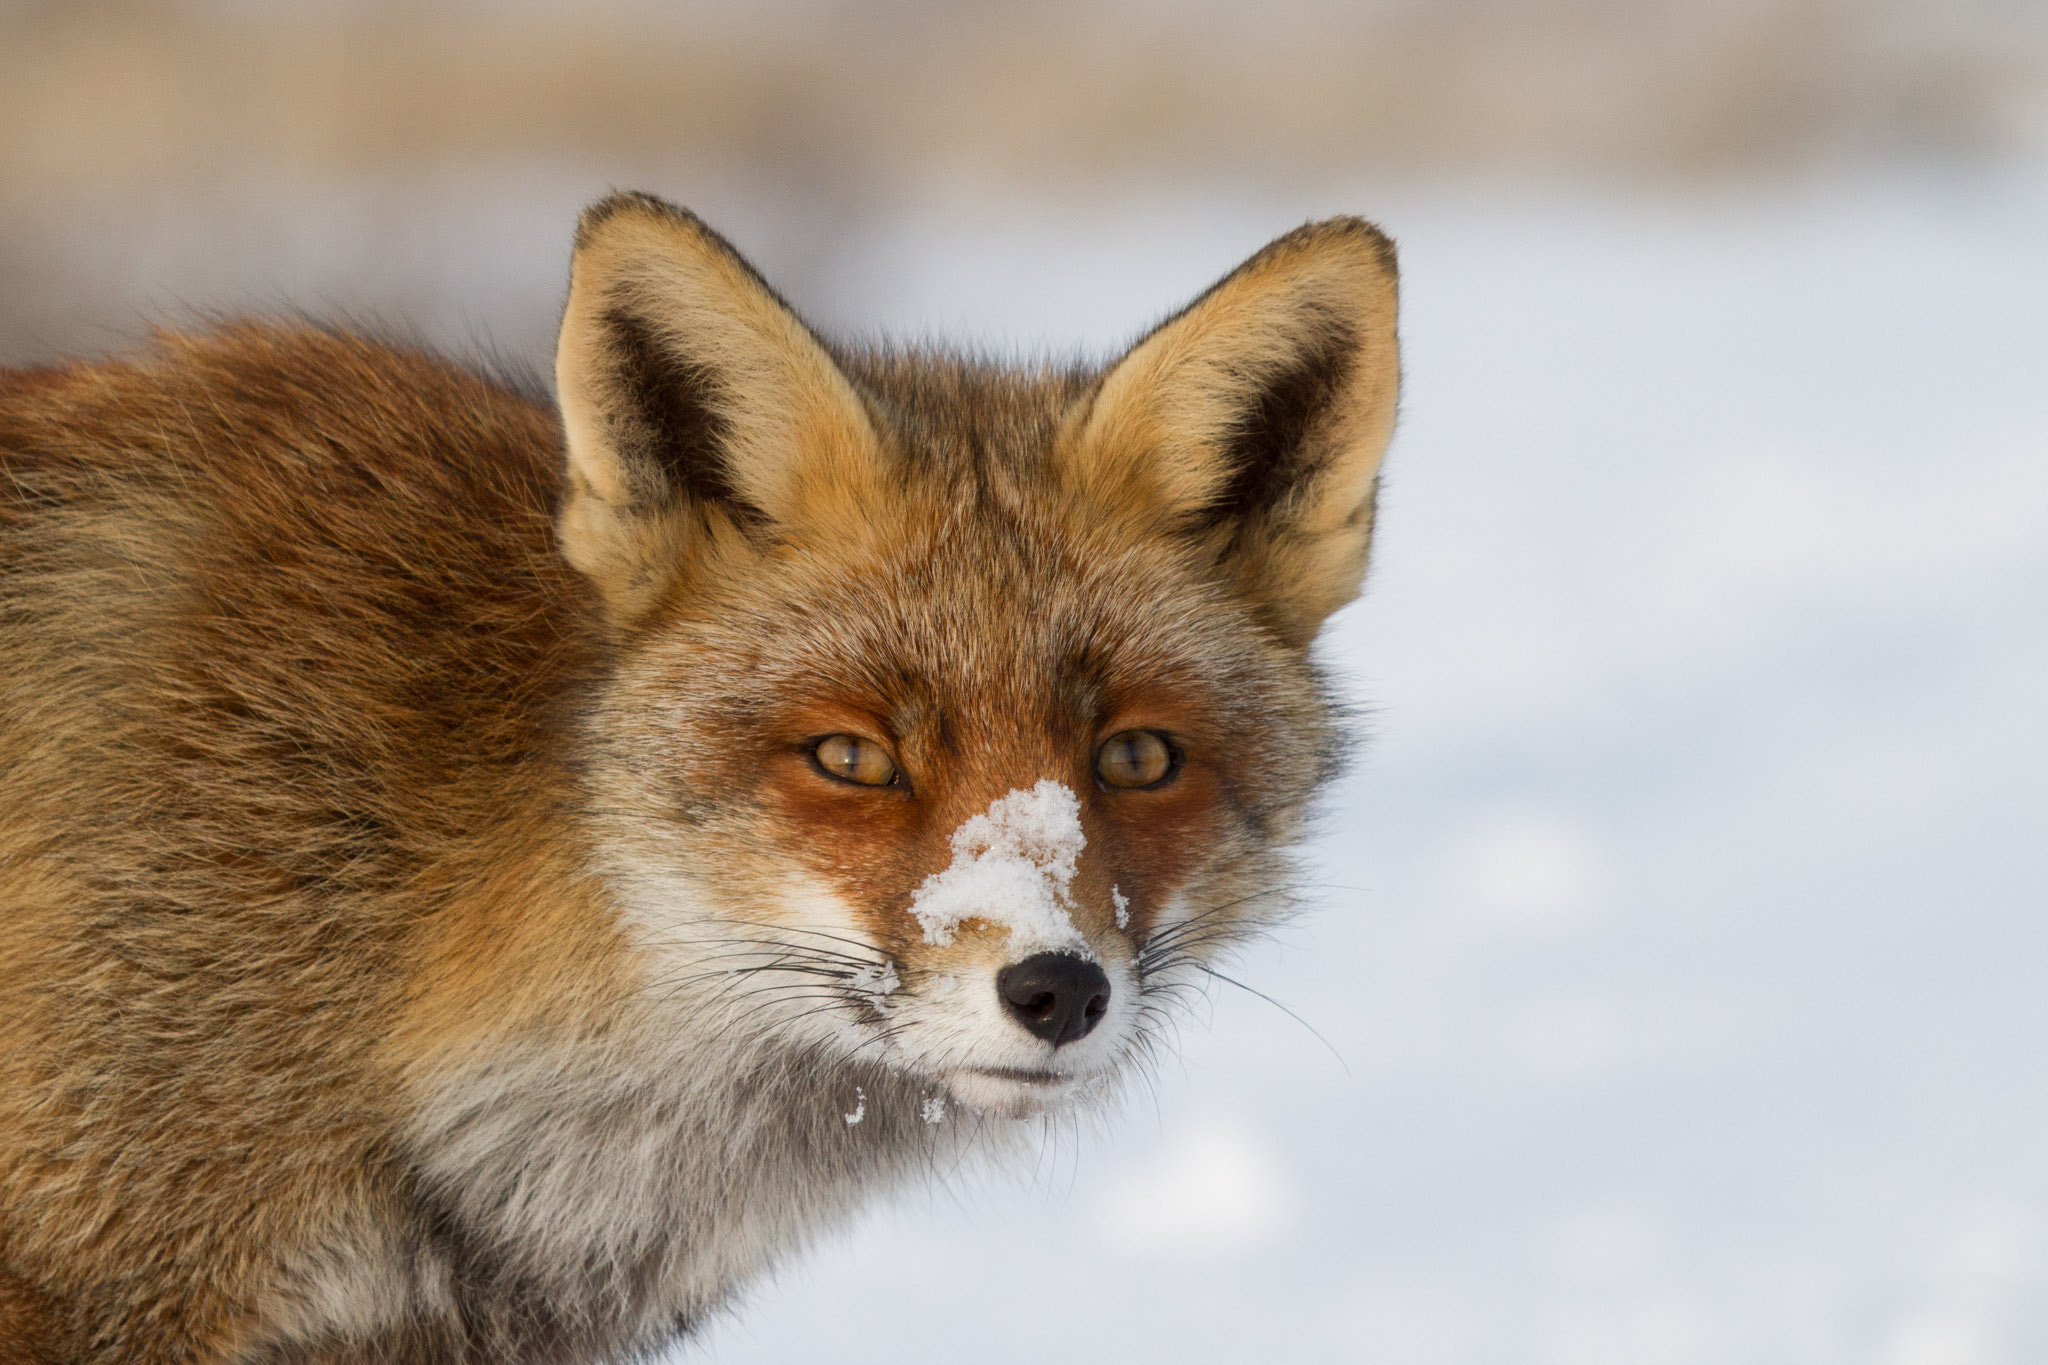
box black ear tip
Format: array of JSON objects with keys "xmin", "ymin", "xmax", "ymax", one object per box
[{"xmin": 574, "ymin": 191, "xmax": 709, "ymax": 251}]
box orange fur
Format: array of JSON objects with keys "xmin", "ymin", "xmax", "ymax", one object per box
[{"xmin": 0, "ymin": 195, "xmax": 1399, "ymax": 1362}]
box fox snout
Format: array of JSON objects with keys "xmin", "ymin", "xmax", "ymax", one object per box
[{"xmin": 997, "ymin": 952, "xmax": 1111, "ymax": 1047}]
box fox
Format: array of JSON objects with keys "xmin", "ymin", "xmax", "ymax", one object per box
[{"xmin": 0, "ymin": 191, "xmax": 1400, "ymax": 1363}]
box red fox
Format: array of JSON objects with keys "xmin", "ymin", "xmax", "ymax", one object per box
[{"xmin": 0, "ymin": 192, "xmax": 1400, "ymax": 1362}]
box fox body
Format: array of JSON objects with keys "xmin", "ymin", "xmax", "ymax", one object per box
[{"xmin": 0, "ymin": 195, "xmax": 1400, "ymax": 1363}]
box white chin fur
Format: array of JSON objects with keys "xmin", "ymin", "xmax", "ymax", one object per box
[{"xmin": 941, "ymin": 1067, "xmax": 1099, "ymax": 1120}]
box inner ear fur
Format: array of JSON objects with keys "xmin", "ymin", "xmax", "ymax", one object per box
[
  {"xmin": 555, "ymin": 191, "xmax": 884, "ymax": 623},
  {"xmin": 1055, "ymin": 218, "xmax": 1401, "ymax": 648}
]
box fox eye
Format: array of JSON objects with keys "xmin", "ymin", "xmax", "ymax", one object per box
[
  {"xmin": 811, "ymin": 734, "xmax": 899, "ymax": 787},
  {"xmin": 1096, "ymin": 730, "xmax": 1178, "ymax": 789}
]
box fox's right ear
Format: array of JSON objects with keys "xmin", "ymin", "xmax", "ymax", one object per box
[{"xmin": 555, "ymin": 192, "xmax": 883, "ymax": 624}]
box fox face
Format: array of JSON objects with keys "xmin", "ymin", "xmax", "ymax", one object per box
[{"xmin": 557, "ymin": 193, "xmax": 1400, "ymax": 1123}]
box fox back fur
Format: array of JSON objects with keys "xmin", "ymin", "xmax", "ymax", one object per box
[{"xmin": 0, "ymin": 193, "xmax": 1400, "ymax": 1363}]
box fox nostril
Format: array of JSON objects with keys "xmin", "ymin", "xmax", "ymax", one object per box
[{"xmin": 997, "ymin": 953, "xmax": 1111, "ymax": 1047}]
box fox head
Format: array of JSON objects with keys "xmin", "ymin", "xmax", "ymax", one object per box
[{"xmin": 555, "ymin": 192, "xmax": 1398, "ymax": 1120}]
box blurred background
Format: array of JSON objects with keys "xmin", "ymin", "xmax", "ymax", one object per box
[{"xmin": 7, "ymin": 2, "xmax": 2045, "ymax": 1361}]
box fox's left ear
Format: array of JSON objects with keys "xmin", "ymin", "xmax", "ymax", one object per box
[{"xmin": 1054, "ymin": 219, "xmax": 1400, "ymax": 648}]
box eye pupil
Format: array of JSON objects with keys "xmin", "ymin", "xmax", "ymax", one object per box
[{"xmin": 1097, "ymin": 730, "xmax": 1175, "ymax": 789}]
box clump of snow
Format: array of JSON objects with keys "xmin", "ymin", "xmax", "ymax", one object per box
[
  {"xmin": 1111, "ymin": 885, "xmax": 1130, "ymax": 930},
  {"xmin": 921, "ymin": 1095, "xmax": 948, "ymax": 1125},
  {"xmin": 843, "ymin": 1087, "xmax": 866, "ymax": 1126},
  {"xmin": 847, "ymin": 961, "xmax": 899, "ymax": 998},
  {"xmin": 910, "ymin": 780, "xmax": 1089, "ymax": 954}
]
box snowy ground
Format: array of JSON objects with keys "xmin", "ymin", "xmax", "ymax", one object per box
[{"xmin": 668, "ymin": 170, "xmax": 2048, "ymax": 1364}]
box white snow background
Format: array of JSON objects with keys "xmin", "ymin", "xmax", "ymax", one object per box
[{"xmin": 671, "ymin": 169, "xmax": 2048, "ymax": 1364}]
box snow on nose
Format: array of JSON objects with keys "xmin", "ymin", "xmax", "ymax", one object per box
[{"xmin": 909, "ymin": 780, "xmax": 1092, "ymax": 958}]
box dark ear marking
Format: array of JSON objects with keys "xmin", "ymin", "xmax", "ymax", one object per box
[
  {"xmin": 1201, "ymin": 318, "xmax": 1356, "ymax": 528},
  {"xmin": 600, "ymin": 306, "xmax": 764, "ymax": 527}
]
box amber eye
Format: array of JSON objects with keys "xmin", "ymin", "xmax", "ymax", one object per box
[
  {"xmin": 1095, "ymin": 730, "xmax": 1178, "ymax": 789},
  {"xmin": 811, "ymin": 734, "xmax": 899, "ymax": 787}
]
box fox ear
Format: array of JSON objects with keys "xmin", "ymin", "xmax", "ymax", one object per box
[
  {"xmin": 1055, "ymin": 219, "xmax": 1400, "ymax": 648},
  {"xmin": 555, "ymin": 192, "xmax": 883, "ymax": 622}
]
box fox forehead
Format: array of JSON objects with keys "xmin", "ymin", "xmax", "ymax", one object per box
[
  {"xmin": 840, "ymin": 347, "xmax": 1095, "ymax": 473},
  {"xmin": 629, "ymin": 474, "xmax": 1307, "ymax": 768}
]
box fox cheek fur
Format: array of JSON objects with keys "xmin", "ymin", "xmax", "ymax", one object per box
[{"xmin": 0, "ymin": 191, "xmax": 1399, "ymax": 1361}]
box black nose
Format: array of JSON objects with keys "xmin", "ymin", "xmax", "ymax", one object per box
[{"xmin": 997, "ymin": 953, "xmax": 1111, "ymax": 1047}]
